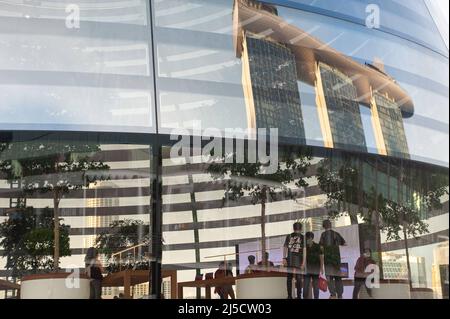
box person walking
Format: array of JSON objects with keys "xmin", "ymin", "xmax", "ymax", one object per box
[
  {"xmin": 319, "ymin": 220, "xmax": 346, "ymax": 299},
  {"xmin": 353, "ymin": 248, "xmax": 377, "ymax": 299},
  {"xmin": 303, "ymin": 232, "xmax": 324, "ymax": 299},
  {"xmin": 283, "ymin": 222, "xmax": 304, "ymax": 299}
]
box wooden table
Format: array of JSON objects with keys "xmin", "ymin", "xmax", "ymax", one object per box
[
  {"xmin": 102, "ymin": 269, "xmax": 177, "ymax": 299},
  {"xmin": 0, "ymin": 279, "xmax": 20, "ymax": 291}
]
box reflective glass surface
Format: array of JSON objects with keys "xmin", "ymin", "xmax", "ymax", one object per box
[
  {"xmin": 0, "ymin": 135, "xmax": 154, "ymax": 298},
  {"xmin": 0, "ymin": 0, "xmax": 155, "ymax": 133},
  {"xmin": 0, "ymin": 0, "xmax": 448, "ymax": 301}
]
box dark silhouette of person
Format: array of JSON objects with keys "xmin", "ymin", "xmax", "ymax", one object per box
[
  {"xmin": 319, "ymin": 220, "xmax": 346, "ymax": 299},
  {"xmin": 303, "ymin": 232, "xmax": 324, "ymax": 299},
  {"xmin": 257, "ymin": 252, "xmax": 275, "ymax": 271},
  {"xmin": 84, "ymin": 247, "xmax": 104, "ymax": 299},
  {"xmin": 214, "ymin": 261, "xmax": 235, "ymax": 299},
  {"xmin": 353, "ymin": 248, "xmax": 376, "ymax": 299},
  {"xmin": 245, "ymin": 255, "xmax": 257, "ymax": 274},
  {"xmin": 283, "ymin": 222, "xmax": 304, "ymax": 299}
]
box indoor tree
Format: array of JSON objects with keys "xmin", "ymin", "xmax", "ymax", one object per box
[
  {"xmin": 316, "ymin": 154, "xmax": 362, "ymax": 224},
  {"xmin": 95, "ymin": 219, "xmax": 150, "ymax": 272},
  {"xmin": 207, "ymin": 146, "xmax": 312, "ymax": 265},
  {"xmin": 0, "ymin": 141, "xmax": 109, "ymax": 270},
  {"xmin": 0, "ymin": 207, "xmax": 71, "ymax": 276},
  {"xmin": 372, "ymin": 166, "xmax": 448, "ymax": 290}
]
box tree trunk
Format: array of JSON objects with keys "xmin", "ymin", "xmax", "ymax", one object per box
[
  {"xmin": 187, "ymin": 167, "xmax": 201, "ymax": 298},
  {"xmin": 403, "ymin": 227, "xmax": 413, "ymax": 291},
  {"xmin": 53, "ymin": 191, "xmax": 60, "ymax": 270},
  {"xmin": 261, "ymin": 187, "xmax": 267, "ymax": 265}
]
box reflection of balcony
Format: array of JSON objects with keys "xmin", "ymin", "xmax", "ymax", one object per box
[{"xmin": 232, "ymin": 0, "xmax": 414, "ymax": 117}]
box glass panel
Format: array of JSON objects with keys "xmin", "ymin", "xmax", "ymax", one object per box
[
  {"xmin": 160, "ymin": 141, "xmax": 448, "ymax": 299},
  {"xmin": 266, "ymin": 0, "xmax": 448, "ymax": 53},
  {"xmin": 153, "ymin": 0, "xmax": 449, "ymax": 166},
  {"xmin": 0, "ymin": 136, "xmax": 153, "ymax": 299},
  {"xmin": 0, "ymin": 0, "xmax": 155, "ymax": 132}
]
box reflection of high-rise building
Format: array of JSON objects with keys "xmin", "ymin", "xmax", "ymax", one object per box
[
  {"xmin": 162, "ymin": 279, "xmax": 172, "ymax": 299},
  {"xmin": 383, "ymin": 252, "xmax": 427, "ymax": 288},
  {"xmin": 371, "ymin": 91, "xmax": 410, "ymax": 159},
  {"xmin": 432, "ymin": 242, "xmax": 449, "ymax": 299},
  {"xmin": 85, "ymin": 189, "xmax": 120, "ymax": 298},
  {"xmin": 241, "ymin": 32, "xmax": 306, "ymax": 141},
  {"xmin": 234, "ymin": 0, "xmax": 413, "ymax": 156},
  {"xmin": 315, "ymin": 62, "xmax": 367, "ymax": 152}
]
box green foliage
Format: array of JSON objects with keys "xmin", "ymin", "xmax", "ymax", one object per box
[
  {"xmin": 0, "ymin": 141, "xmax": 110, "ymax": 194},
  {"xmin": 376, "ymin": 199, "xmax": 429, "ymax": 241},
  {"xmin": 317, "ymin": 154, "xmax": 449, "ymax": 241},
  {"xmin": 207, "ymin": 146, "xmax": 313, "ymax": 204},
  {"xmin": 0, "ymin": 207, "xmax": 71, "ymax": 277},
  {"xmin": 0, "ymin": 140, "xmax": 110, "ymax": 270},
  {"xmin": 95, "ymin": 219, "xmax": 150, "ymax": 260},
  {"xmin": 317, "ymin": 156, "xmax": 361, "ymax": 221}
]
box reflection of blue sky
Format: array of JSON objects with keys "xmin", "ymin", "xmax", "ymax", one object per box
[{"xmin": 266, "ymin": 0, "xmax": 448, "ymax": 53}]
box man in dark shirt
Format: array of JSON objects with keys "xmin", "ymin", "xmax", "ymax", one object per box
[
  {"xmin": 257, "ymin": 252, "xmax": 275, "ymax": 271},
  {"xmin": 283, "ymin": 222, "xmax": 304, "ymax": 299},
  {"xmin": 303, "ymin": 232, "xmax": 324, "ymax": 299},
  {"xmin": 353, "ymin": 248, "xmax": 376, "ymax": 299},
  {"xmin": 319, "ymin": 219, "xmax": 346, "ymax": 299}
]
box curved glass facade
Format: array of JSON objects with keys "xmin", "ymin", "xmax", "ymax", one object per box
[{"xmin": 0, "ymin": 0, "xmax": 448, "ymax": 300}]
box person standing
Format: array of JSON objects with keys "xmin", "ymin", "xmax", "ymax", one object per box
[
  {"xmin": 244, "ymin": 255, "xmax": 257, "ymax": 274},
  {"xmin": 319, "ymin": 220, "xmax": 346, "ymax": 299},
  {"xmin": 214, "ymin": 261, "xmax": 235, "ymax": 299},
  {"xmin": 303, "ymin": 232, "xmax": 324, "ymax": 299},
  {"xmin": 283, "ymin": 222, "xmax": 304, "ymax": 299},
  {"xmin": 85, "ymin": 247, "xmax": 104, "ymax": 299},
  {"xmin": 353, "ymin": 248, "xmax": 376, "ymax": 299}
]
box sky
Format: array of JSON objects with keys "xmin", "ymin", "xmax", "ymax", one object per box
[
  {"xmin": 429, "ymin": 0, "xmax": 449, "ymax": 48},
  {"xmin": 438, "ymin": 0, "xmax": 449, "ymax": 24}
]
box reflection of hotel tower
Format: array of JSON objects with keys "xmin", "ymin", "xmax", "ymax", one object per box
[
  {"xmin": 234, "ymin": 0, "xmax": 412, "ymax": 156},
  {"xmin": 316, "ymin": 63, "xmax": 366, "ymax": 152},
  {"xmin": 239, "ymin": 2, "xmax": 306, "ymax": 142}
]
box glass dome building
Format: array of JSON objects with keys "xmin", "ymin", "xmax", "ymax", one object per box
[{"xmin": 0, "ymin": 0, "xmax": 448, "ymax": 299}]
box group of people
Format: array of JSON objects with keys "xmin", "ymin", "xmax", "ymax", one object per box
[
  {"xmin": 283, "ymin": 220, "xmax": 376, "ymax": 299},
  {"xmin": 239, "ymin": 220, "xmax": 376, "ymax": 299},
  {"xmin": 85, "ymin": 220, "xmax": 377, "ymax": 300},
  {"xmin": 282, "ymin": 220, "xmax": 346, "ymax": 299}
]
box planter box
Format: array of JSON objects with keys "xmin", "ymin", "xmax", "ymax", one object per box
[
  {"xmin": 359, "ymin": 280, "xmax": 411, "ymax": 299},
  {"xmin": 21, "ymin": 273, "xmax": 90, "ymax": 299},
  {"xmin": 236, "ymin": 273, "xmax": 287, "ymax": 299}
]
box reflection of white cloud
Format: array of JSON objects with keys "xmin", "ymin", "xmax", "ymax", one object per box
[
  {"xmin": 118, "ymin": 91, "xmax": 150, "ymax": 99},
  {"xmin": 170, "ymin": 59, "xmax": 239, "ymax": 78},
  {"xmin": 162, "ymin": 99, "xmax": 217, "ymax": 113},
  {"xmin": 164, "ymin": 49, "xmax": 217, "ymax": 62},
  {"xmin": 104, "ymin": 59, "xmax": 148, "ymax": 68},
  {"xmin": 110, "ymin": 107, "xmax": 150, "ymax": 116},
  {"xmin": 83, "ymin": 44, "xmax": 148, "ymax": 53},
  {"xmin": 48, "ymin": 109, "xmax": 68, "ymax": 117},
  {"xmin": 168, "ymin": 9, "xmax": 230, "ymax": 29},
  {"xmin": 155, "ymin": 2, "xmax": 201, "ymax": 17}
]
